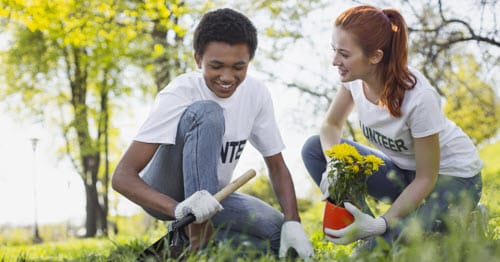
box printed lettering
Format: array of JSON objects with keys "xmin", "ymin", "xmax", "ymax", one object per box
[
  {"xmin": 235, "ymin": 140, "xmax": 246, "ymax": 160},
  {"xmin": 220, "ymin": 140, "xmax": 247, "ymax": 164},
  {"xmin": 360, "ymin": 121, "xmax": 408, "ymax": 153},
  {"xmin": 396, "ymin": 139, "xmax": 408, "ymax": 151}
]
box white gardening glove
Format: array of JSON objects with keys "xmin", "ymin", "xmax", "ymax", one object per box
[
  {"xmin": 174, "ymin": 190, "xmax": 223, "ymax": 224},
  {"xmin": 319, "ymin": 171, "xmax": 330, "ymax": 201},
  {"xmin": 324, "ymin": 202, "xmax": 387, "ymax": 245},
  {"xmin": 279, "ymin": 221, "xmax": 314, "ymax": 258},
  {"xmin": 319, "ymin": 167, "xmax": 333, "ymax": 201}
]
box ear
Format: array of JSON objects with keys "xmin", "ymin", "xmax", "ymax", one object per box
[
  {"xmin": 194, "ymin": 53, "xmax": 202, "ymax": 68},
  {"xmin": 369, "ymin": 49, "xmax": 384, "ymax": 64}
]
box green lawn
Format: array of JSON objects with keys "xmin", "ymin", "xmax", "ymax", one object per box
[
  {"xmin": 2, "ymin": 142, "xmax": 500, "ymax": 261},
  {"xmin": 1, "ymin": 208, "xmax": 499, "ymax": 262}
]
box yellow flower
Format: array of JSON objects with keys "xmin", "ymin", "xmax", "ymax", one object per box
[
  {"xmin": 325, "ymin": 142, "xmax": 385, "ymax": 206},
  {"xmin": 365, "ymin": 155, "xmax": 385, "ymax": 171},
  {"xmin": 325, "ymin": 143, "xmax": 362, "ymax": 162},
  {"xmin": 350, "ymin": 164, "xmax": 360, "ymax": 173}
]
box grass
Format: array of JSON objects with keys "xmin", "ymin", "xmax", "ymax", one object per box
[
  {"xmin": 2, "ymin": 141, "xmax": 499, "ymax": 261},
  {"xmin": 1, "ymin": 208, "xmax": 499, "ymax": 262}
]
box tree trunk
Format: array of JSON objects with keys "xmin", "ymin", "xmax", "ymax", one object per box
[
  {"xmin": 84, "ymin": 182, "xmax": 99, "ymax": 237},
  {"xmin": 67, "ymin": 47, "xmax": 103, "ymax": 238}
]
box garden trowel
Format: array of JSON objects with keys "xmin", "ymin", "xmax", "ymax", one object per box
[{"xmin": 137, "ymin": 169, "xmax": 256, "ymax": 261}]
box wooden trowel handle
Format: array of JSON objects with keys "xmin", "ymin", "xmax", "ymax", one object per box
[
  {"xmin": 214, "ymin": 169, "xmax": 256, "ymax": 202},
  {"xmin": 172, "ymin": 169, "xmax": 256, "ymax": 229}
]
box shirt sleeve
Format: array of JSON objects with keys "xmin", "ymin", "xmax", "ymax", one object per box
[
  {"xmin": 408, "ymin": 89, "xmax": 446, "ymax": 138},
  {"xmin": 249, "ymin": 88, "xmax": 285, "ymax": 157},
  {"xmin": 134, "ymin": 91, "xmax": 191, "ymax": 144}
]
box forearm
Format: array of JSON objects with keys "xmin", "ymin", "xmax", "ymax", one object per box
[
  {"xmin": 112, "ymin": 167, "xmax": 177, "ymax": 217},
  {"xmin": 383, "ymin": 175, "xmax": 437, "ymax": 226},
  {"xmin": 270, "ymin": 169, "xmax": 301, "ymax": 221},
  {"xmin": 320, "ymin": 122, "xmax": 343, "ymax": 154},
  {"xmin": 384, "ymin": 134, "xmax": 441, "ymax": 226},
  {"xmin": 319, "ymin": 85, "xmax": 353, "ymax": 156}
]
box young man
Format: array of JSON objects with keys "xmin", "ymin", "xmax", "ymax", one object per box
[{"xmin": 112, "ymin": 8, "xmax": 313, "ymax": 258}]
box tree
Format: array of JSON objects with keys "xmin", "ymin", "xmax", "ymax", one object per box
[
  {"xmin": 0, "ymin": 0, "xmax": 193, "ymax": 237},
  {"xmin": 255, "ymin": 0, "xmax": 500, "ymax": 143},
  {"xmin": 405, "ymin": 0, "xmax": 499, "ymax": 94},
  {"xmin": 0, "ymin": 0, "xmax": 320, "ymax": 236},
  {"xmin": 442, "ymin": 54, "xmax": 500, "ymax": 145}
]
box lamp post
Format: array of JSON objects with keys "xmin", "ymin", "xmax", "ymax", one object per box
[{"xmin": 30, "ymin": 137, "xmax": 43, "ymax": 244}]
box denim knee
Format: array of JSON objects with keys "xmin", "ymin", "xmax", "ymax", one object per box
[
  {"xmin": 179, "ymin": 100, "xmax": 225, "ymax": 143},
  {"xmin": 301, "ymin": 135, "xmax": 325, "ymax": 186},
  {"xmin": 184, "ymin": 100, "xmax": 224, "ymax": 124}
]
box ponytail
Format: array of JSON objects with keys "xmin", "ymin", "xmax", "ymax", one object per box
[{"xmin": 380, "ymin": 9, "xmax": 416, "ymax": 117}]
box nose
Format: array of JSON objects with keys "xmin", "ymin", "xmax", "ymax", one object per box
[
  {"xmin": 332, "ymin": 52, "xmax": 341, "ymax": 67},
  {"xmin": 219, "ymin": 68, "xmax": 235, "ymax": 83}
]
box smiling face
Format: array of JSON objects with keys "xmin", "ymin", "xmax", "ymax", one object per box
[
  {"xmin": 195, "ymin": 41, "xmax": 250, "ymax": 98},
  {"xmin": 331, "ymin": 28, "xmax": 381, "ymax": 83}
]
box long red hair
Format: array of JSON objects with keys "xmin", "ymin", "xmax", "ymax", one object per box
[{"xmin": 335, "ymin": 5, "xmax": 416, "ymax": 117}]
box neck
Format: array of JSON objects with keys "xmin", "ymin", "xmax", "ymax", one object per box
[{"xmin": 362, "ymin": 74, "xmax": 384, "ymax": 104}]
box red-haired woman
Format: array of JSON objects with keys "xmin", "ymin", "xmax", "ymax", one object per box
[{"xmin": 301, "ymin": 5, "xmax": 483, "ymax": 250}]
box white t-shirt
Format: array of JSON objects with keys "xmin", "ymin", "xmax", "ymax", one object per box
[
  {"xmin": 134, "ymin": 72, "xmax": 285, "ymax": 187},
  {"xmin": 343, "ymin": 69, "xmax": 482, "ymax": 177}
]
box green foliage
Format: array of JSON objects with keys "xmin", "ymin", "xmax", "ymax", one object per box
[
  {"xmin": 240, "ymin": 174, "xmax": 280, "ymax": 210},
  {"xmin": 443, "ymin": 54, "xmax": 500, "ymax": 145},
  {"xmin": 239, "ymin": 173, "xmax": 314, "ymax": 213},
  {"xmin": 0, "ymin": 223, "xmax": 74, "ymax": 246},
  {"xmin": 325, "ymin": 143, "xmax": 384, "ymax": 207},
  {"xmin": 479, "ymin": 141, "xmax": 500, "ymax": 220},
  {"xmin": 0, "ymin": 0, "xmax": 203, "ymax": 237},
  {"xmin": 0, "ymin": 238, "xmax": 117, "ymax": 261},
  {"xmin": 0, "ymin": 227, "xmax": 32, "ymax": 246},
  {"xmin": 2, "ymin": 209, "xmax": 499, "ymax": 262}
]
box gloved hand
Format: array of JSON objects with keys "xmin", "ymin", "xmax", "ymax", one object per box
[
  {"xmin": 324, "ymin": 202, "xmax": 387, "ymax": 245},
  {"xmin": 279, "ymin": 221, "xmax": 314, "ymax": 258},
  {"xmin": 319, "ymin": 166, "xmax": 334, "ymax": 201},
  {"xmin": 174, "ymin": 190, "xmax": 223, "ymax": 224}
]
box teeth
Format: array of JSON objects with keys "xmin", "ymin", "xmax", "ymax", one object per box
[{"xmin": 221, "ymin": 84, "xmax": 232, "ymax": 89}]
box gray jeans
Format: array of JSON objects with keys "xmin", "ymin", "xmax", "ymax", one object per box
[
  {"xmin": 141, "ymin": 100, "xmax": 283, "ymax": 254},
  {"xmin": 301, "ymin": 135, "xmax": 482, "ymax": 245}
]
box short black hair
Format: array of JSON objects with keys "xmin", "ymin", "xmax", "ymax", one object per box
[{"xmin": 193, "ymin": 8, "xmax": 258, "ymax": 60}]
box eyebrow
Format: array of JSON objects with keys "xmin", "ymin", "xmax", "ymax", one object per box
[
  {"xmin": 208, "ymin": 60, "xmax": 248, "ymax": 66},
  {"xmin": 331, "ymin": 44, "xmax": 350, "ymax": 53}
]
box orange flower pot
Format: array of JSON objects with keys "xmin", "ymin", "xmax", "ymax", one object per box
[{"xmin": 323, "ymin": 200, "xmax": 354, "ymax": 238}]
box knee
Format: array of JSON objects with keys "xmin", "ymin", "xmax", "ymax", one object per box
[
  {"xmin": 301, "ymin": 135, "xmax": 320, "ymax": 159},
  {"xmin": 184, "ymin": 100, "xmax": 224, "ymax": 130},
  {"xmin": 188, "ymin": 100, "xmax": 223, "ymax": 118}
]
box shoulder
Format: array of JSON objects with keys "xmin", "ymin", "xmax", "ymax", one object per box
[
  {"xmin": 402, "ymin": 69, "xmax": 443, "ymax": 116},
  {"xmin": 239, "ymin": 75, "xmax": 273, "ymax": 102},
  {"xmin": 242, "ymin": 74, "xmax": 268, "ymax": 91},
  {"xmin": 159, "ymin": 71, "xmax": 203, "ymax": 94},
  {"xmin": 406, "ymin": 68, "xmax": 440, "ymax": 101}
]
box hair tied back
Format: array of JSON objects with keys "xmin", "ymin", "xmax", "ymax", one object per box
[{"xmin": 382, "ymin": 9, "xmax": 399, "ymax": 32}]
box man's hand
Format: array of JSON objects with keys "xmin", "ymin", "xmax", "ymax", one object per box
[
  {"xmin": 324, "ymin": 202, "xmax": 387, "ymax": 245},
  {"xmin": 279, "ymin": 221, "xmax": 314, "ymax": 258},
  {"xmin": 174, "ymin": 190, "xmax": 223, "ymax": 224}
]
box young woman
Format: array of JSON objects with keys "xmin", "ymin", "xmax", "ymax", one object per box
[{"xmin": 301, "ymin": 5, "xmax": 483, "ymax": 247}]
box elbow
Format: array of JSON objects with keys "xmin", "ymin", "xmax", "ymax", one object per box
[
  {"xmin": 320, "ymin": 121, "xmax": 342, "ymax": 135},
  {"xmin": 111, "ymin": 169, "xmax": 124, "ymax": 193}
]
